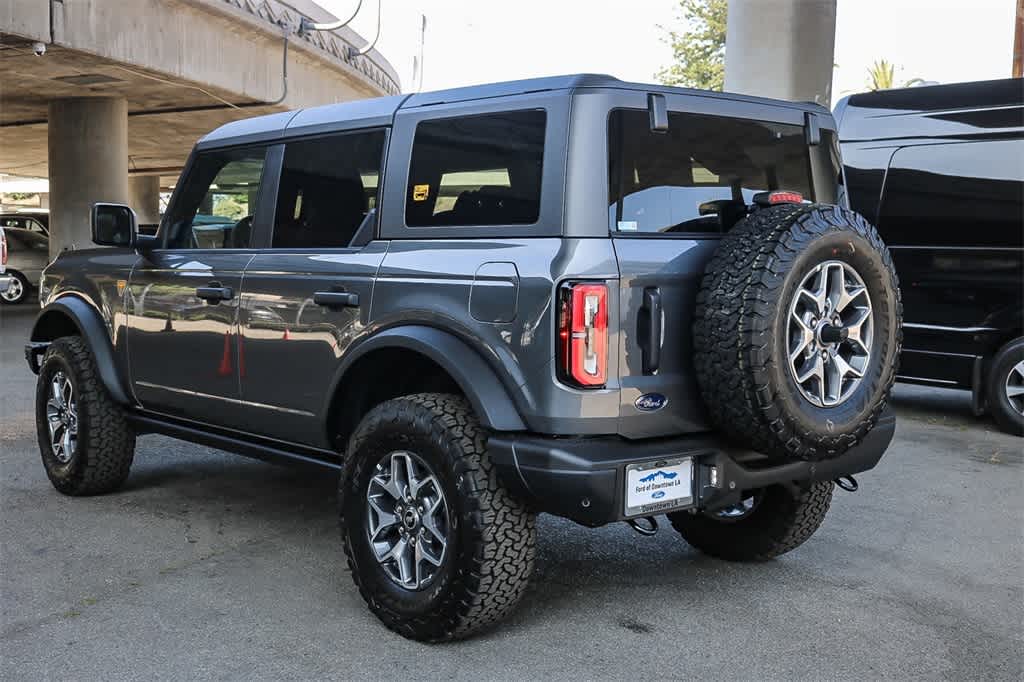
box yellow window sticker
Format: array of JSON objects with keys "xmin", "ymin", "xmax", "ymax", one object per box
[{"xmin": 412, "ymin": 184, "xmax": 430, "ymax": 202}]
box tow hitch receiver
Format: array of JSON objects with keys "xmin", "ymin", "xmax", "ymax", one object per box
[
  {"xmin": 626, "ymin": 516, "xmax": 658, "ymax": 536},
  {"xmin": 834, "ymin": 475, "xmax": 858, "ymax": 492}
]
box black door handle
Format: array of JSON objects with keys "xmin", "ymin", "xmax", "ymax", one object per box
[
  {"xmin": 313, "ymin": 291, "xmax": 360, "ymax": 309},
  {"xmin": 196, "ymin": 284, "xmax": 234, "ymax": 303},
  {"xmin": 640, "ymin": 287, "xmax": 662, "ymax": 374}
]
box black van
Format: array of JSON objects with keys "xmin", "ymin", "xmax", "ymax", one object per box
[{"xmin": 835, "ymin": 78, "xmax": 1023, "ymax": 435}]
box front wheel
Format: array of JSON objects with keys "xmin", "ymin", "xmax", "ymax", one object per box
[
  {"xmin": 668, "ymin": 482, "xmax": 834, "ymax": 561},
  {"xmin": 339, "ymin": 393, "xmax": 536, "ymax": 641},
  {"xmin": 35, "ymin": 336, "xmax": 136, "ymax": 495}
]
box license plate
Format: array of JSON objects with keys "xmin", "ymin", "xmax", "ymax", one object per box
[{"xmin": 624, "ymin": 458, "xmax": 693, "ymax": 517}]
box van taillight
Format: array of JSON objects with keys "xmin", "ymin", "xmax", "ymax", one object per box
[
  {"xmin": 1, "ymin": 232, "xmax": 6, "ymax": 266},
  {"xmin": 558, "ymin": 282, "xmax": 608, "ymax": 387}
]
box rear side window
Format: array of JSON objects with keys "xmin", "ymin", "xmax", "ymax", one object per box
[
  {"xmin": 272, "ymin": 130, "xmax": 386, "ymax": 249},
  {"xmin": 879, "ymin": 139, "xmax": 1024, "ymax": 248},
  {"xmin": 608, "ymin": 109, "xmax": 812, "ymax": 234},
  {"xmin": 4, "ymin": 229, "xmax": 47, "ymax": 251},
  {"xmin": 405, "ymin": 110, "xmax": 545, "ymax": 227}
]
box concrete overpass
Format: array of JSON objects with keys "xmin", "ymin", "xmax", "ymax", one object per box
[{"xmin": 1, "ymin": 0, "xmax": 400, "ymax": 255}]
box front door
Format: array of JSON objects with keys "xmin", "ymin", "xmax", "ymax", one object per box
[
  {"xmin": 127, "ymin": 146, "xmax": 270, "ymax": 428},
  {"xmin": 235, "ymin": 129, "xmax": 388, "ymax": 447}
]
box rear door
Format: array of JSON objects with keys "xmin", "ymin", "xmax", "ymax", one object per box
[
  {"xmin": 600, "ymin": 91, "xmax": 833, "ymax": 438},
  {"xmin": 235, "ymin": 129, "xmax": 388, "ymax": 447}
]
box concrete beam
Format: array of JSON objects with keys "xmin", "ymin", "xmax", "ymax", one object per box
[
  {"xmin": 724, "ymin": 0, "xmax": 837, "ymax": 104},
  {"xmin": 50, "ymin": 0, "xmax": 399, "ymax": 108},
  {"xmin": 1, "ymin": 0, "xmax": 49, "ymax": 43},
  {"xmin": 48, "ymin": 98, "xmax": 129, "ymax": 258}
]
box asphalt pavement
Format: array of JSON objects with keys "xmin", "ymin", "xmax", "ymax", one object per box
[{"xmin": 1, "ymin": 301, "xmax": 1021, "ymax": 680}]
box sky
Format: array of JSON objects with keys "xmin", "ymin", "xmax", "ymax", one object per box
[{"xmin": 323, "ymin": 0, "xmax": 1017, "ymax": 105}]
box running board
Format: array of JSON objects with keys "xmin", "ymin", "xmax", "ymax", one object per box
[{"xmin": 126, "ymin": 412, "xmax": 341, "ymax": 472}]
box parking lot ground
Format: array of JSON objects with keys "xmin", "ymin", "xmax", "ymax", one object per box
[{"xmin": 1, "ymin": 301, "xmax": 1022, "ymax": 680}]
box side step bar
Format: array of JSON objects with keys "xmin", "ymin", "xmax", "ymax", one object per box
[{"xmin": 126, "ymin": 412, "xmax": 341, "ymax": 472}]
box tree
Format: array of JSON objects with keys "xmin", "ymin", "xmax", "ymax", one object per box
[
  {"xmin": 656, "ymin": 0, "xmax": 728, "ymax": 92},
  {"xmin": 866, "ymin": 59, "xmax": 924, "ymax": 91}
]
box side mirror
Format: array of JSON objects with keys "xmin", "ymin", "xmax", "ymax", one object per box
[{"xmin": 91, "ymin": 203, "xmax": 137, "ymax": 247}]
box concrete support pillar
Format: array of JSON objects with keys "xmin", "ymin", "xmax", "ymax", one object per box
[
  {"xmin": 129, "ymin": 175, "xmax": 161, "ymax": 226},
  {"xmin": 48, "ymin": 97, "xmax": 129, "ymax": 258},
  {"xmin": 724, "ymin": 0, "xmax": 837, "ymax": 105}
]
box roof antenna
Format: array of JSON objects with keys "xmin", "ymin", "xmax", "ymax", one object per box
[
  {"xmin": 409, "ymin": 13, "xmax": 425, "ymax": 91},
  {"xmin": 298, "ymin": 0, "xmax": 362, "ymax": 36},
  {"xmin": 347, "ymin": 0, "xmax": 382, "ymax": 60}
]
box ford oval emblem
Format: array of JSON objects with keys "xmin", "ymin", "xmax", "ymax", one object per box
[{"xmin": 634, "ymin": 393, "xmax": 668, "ymax": 412}]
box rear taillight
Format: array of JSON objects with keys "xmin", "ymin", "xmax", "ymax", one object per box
[
  {"xmin": 557, "ymin": 282, "xmax": 608, "ymax": 387},
  {"xmin": 1, "ymin": 231, "xmax": 6, "ymax": 266}
]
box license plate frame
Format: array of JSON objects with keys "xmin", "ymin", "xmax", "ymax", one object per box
[{"xmin": 623, "ymin": 457, "xmax": 694, "ymax": 517}]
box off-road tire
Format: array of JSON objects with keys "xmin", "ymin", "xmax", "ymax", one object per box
[
  {"xmin": 668, "ymin": 482, "xmax": 834, "ymax": 561},
  {"xmin": 35, "ymin": 336, "xmax": 136, "ymax": 495},
  {"xmin": 694, "ymin": 204, "xmax": 902, "ymax": 461},
  {"xmin": 986, "ymin": 337, "xmax": 1024, "ymax": 436},
  {"xmin": 339, "ymin": 393, "xmax": 536, "ymax": 642},
  {"xmin": 0, "ymin": 270, "xmax": 30, "ymax": 304}
]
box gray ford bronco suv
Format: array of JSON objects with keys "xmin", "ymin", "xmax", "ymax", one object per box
[{"xmin": 26, "ymin": 75, "xmax": 901, "ymax": 641}]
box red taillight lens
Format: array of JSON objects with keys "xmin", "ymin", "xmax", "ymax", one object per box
[
  {"xmin": 768, "ymin": 191, "xmax": 804, "ymax": 204},
  {"xmin": 558, "ymin": 282, "xmax": 608, "ymax": 387}
]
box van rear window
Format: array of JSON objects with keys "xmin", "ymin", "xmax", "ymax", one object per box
[
  {"xmin": 406, "ymin": 110, "xmax": 545, "ymax": 227},
  {"xmin": 608, "ymin": 109, "xmax": 812, "ymax": 234}
]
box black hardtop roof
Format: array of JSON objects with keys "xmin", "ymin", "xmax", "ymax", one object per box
[
  {"xmin": 839, "ymin": 77, "xmax": 1022, "ymax": 114},
  {"xmin": 834, "ymin": 77, "xmax": 1024, "ymax": 142},
  {"xmin": 199, "ymin": 73, "xmax": 829, "ymax": 148}
]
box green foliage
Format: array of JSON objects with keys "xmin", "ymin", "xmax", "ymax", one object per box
[
  {"xmin": 866, "ymin": 59, "xmax": 924, "ymax": 91},
  {"xmin": 656, "ymin": 0, "xmax": 728, "ymax": 92},
  {"xmin": 212, "ymin": 194, "xmax": 248, "ymax": 221},
  {"xmin": 6, "ymin": 192, "xmax": 37, "ymax": 201}
]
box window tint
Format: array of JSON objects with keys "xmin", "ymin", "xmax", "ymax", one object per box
[
  {"xmin": 163, "ymin": 148, "xmax": 266, "ymax": 249},
  {"xmin": 1, "ymin": 216, "xmax": 46, "ymax": 234},
  {"xmin": 608, "ymin": 109, "xmax": 812, "ymax": 234},
  {"xmin": 879, "ymin": 139, "xmax": 1024, "ymax": 248},
  {"xmin": 272, "ymin": 130, "xmax": 385, "ymax": 249},
  {"xmin": 406, "ymin": 110, "xmax": 545, "ymax": 227},
  {"xmin": 4, "ymin": 228, "xmax": 48, "ymax": 251}
]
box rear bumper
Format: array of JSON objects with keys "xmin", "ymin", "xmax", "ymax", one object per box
[
  {"xmin": 489, "ymin": 410, "xmax": 896, "ymax": 526},
  {"xmin": 0, "ymin": 275, "xmax": 11, "ymax": 294}
]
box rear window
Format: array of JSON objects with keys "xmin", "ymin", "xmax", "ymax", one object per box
[
  {"xmin": 405, "ymin": 110, "xmax": 545, "ymax": 227},
  {"xmin": 608, "ymin": 109, "xmax": 812, "ymax": 234}
]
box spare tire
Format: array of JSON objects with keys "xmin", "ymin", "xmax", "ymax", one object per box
[{"xmin": 694, "ymin": 203, "xmax": 901, "ymax": 461}]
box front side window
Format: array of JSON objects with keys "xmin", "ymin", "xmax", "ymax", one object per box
[
  {"xmin": 406, "ymin": 110, "xmax": 545, "ymax": 227},
  {"xmin": 163, "ymin": 148, "xmax": 266, "ymax": 249},
  {"xmin": 608, "ymin": 109, "xmax": 812, "ymax": 234},
  {"xmin": 272, "ymin": 130, "xmax": 386, "ymax": 249}
]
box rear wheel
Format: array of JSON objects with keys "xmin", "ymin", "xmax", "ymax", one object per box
[
  {"xmin": 339, "ymin": 393, "xmax": 536, "ymax": 641},
  {"xmin": 986, "ymin": 337, "xmax": 1024, "ymax": 436},
  {"xmin": 694, "ymin": 204, "xmax": 902, "ymax": 461},
  {"xmin": 0, "ymin": 271, "xmax": 29, "ymax": 304},
  {"xmin": 668, "ymin": 482, "xmax": 834, "ymax": 561}
]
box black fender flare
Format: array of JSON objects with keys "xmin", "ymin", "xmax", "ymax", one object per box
[
  {"xmin": 331, "ymin": 325, "xmax": 527, "ymax": 431},
  {"xmin": 28, "ymin": 296, "xmax": 133, "ymax": 406}
]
